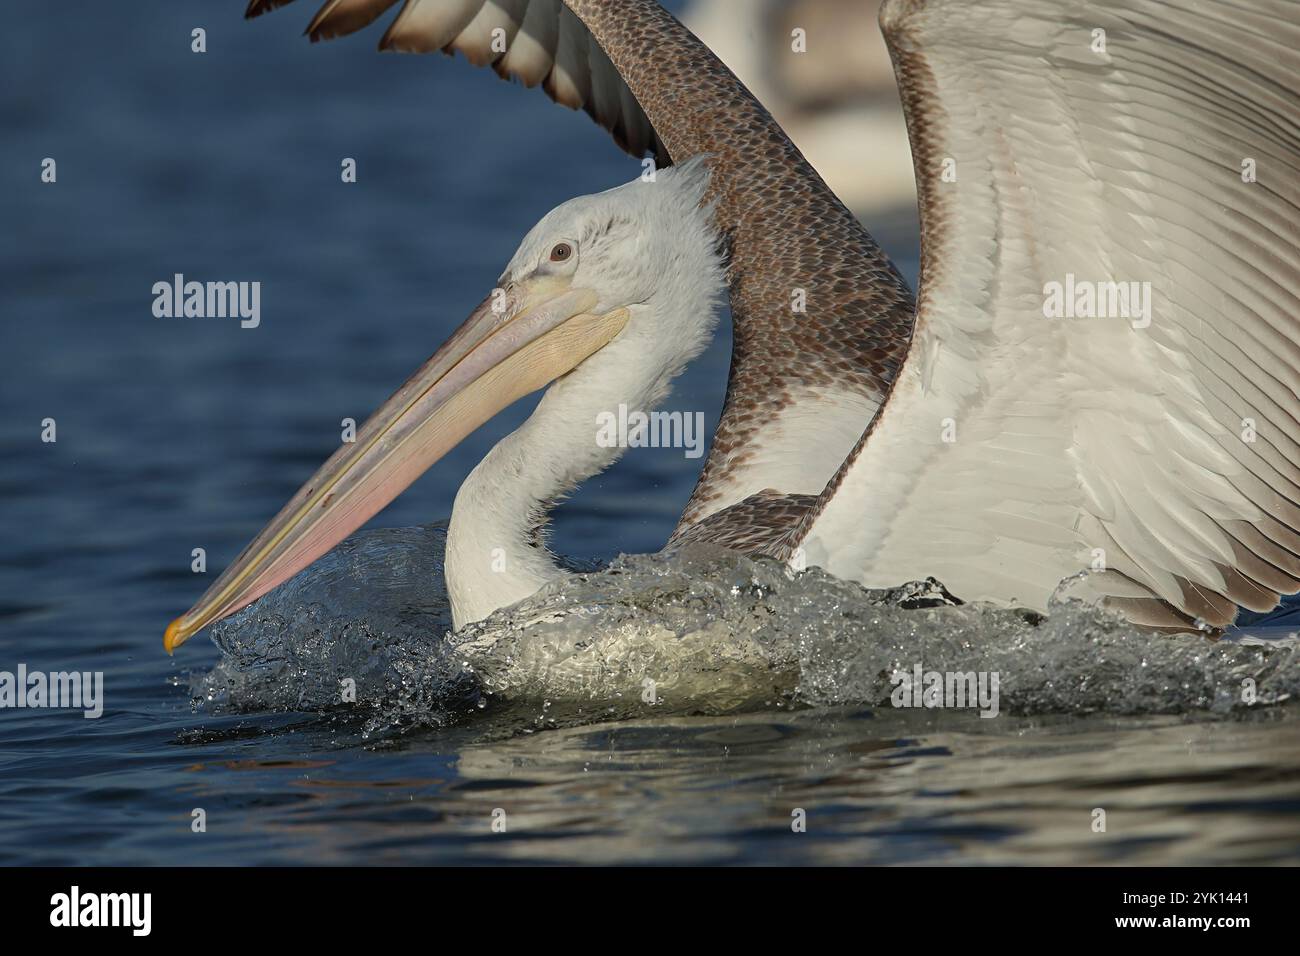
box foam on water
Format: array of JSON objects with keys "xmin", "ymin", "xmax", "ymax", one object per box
[{"xmin": 192, "ymin": 524, "xmax": 1300, "ymax": 730}]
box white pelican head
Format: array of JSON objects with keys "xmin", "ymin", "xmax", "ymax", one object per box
[{"xmin": 166, "ymin": 158, "xmax": 724, "ymax": 650}]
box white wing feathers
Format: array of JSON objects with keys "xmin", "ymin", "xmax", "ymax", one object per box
[
  {"xmin": 801, "ymin": 0, "xmax": 1300, "ymax": 629},
  {"xmin": 246, "ymin": 0, "xmax": 665, "ymax": 160}
]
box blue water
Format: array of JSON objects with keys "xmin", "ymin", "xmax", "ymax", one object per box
[{"xmin": 2, "ymin": 2, "xmax": 1297, "ymax": 866}]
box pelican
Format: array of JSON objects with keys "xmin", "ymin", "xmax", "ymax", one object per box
[{"xmin": 166, "ymin": 0, "xmax": 1300, "ymax": 652}]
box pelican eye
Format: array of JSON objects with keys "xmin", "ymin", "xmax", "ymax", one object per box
[{"xmin": 549, "ymin": 242, "xmax": 573, "ymax": 263}]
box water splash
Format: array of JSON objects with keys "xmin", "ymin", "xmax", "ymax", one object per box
[
  {"xmin": 192, "ymin": 524, "xmax": 1300, "ymax": 729},
  {"xmin": 192, "ymin": 525, "xmax": 475, "ymax": 736}
]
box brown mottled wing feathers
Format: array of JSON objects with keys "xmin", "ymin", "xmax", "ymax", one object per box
[{"xmin": 668, "ymin": 491, "xmax": 816, "ymax": 556}]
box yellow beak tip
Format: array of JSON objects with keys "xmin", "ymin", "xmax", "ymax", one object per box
[{"xmin": 163, "ymin": 617, "xmax": 185, "ymax": 656}]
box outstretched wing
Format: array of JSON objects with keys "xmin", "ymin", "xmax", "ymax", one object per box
[
  {"xmin": 246, "ymin": 0, "xmax": 666, "ymax": 160},
  {"xmin": 796, "ymin": 0, "xmax": 1300, "ymax": 629}
]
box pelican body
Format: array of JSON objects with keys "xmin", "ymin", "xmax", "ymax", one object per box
[{"xmin": 167, "ymin": 0, "xmax": 1300, "ymax": 652}]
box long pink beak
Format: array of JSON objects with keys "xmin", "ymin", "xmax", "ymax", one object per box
[{"xmin": 164, "ymin": 284, "xmax": 628, "ymax": 653}]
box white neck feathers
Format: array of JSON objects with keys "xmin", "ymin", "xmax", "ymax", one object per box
[{"xmin": 445, "ymin": 162, "xmax": 724, "ymax": 628}]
